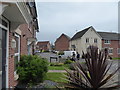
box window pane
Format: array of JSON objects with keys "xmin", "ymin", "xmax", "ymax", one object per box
[
  {"xmin": 14, "ymin": 56, "xmax": 18, "ymax": 71},
  {"xmin": 86, "ymin": 38, "xmax": 89, "ymax": 43},
  {"xmin": 118, "ymin": 48, "xmax": 120, "ymax": 54},
  {"xmin": 0, "ymin": 39, "xmax": 2, "ymax": 71},
  {"xmin": 94, "ymin": 38, "xmax": 97, "ymax": 43},
  {"xmin": 15, "ymin": 36, "xmax": 19, "ymax": 53},
  {"xmin": 109, "ymin": 49, "xmax": 113, "ymax": 54}
]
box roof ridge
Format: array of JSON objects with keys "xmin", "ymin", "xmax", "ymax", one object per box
[{"xmin": 71, "ymin": 26, "xmax": 92, "ymax": 40}]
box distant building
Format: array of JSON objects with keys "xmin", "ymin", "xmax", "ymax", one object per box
[
  {"xmin": 70, "ymin": 26, "xmax": 120, "ymax": 58},
  {"xmin": 37, "ymin": 41, "xmax": 51, "ymax": 51},
  {"xmin": 70, "ymin": 26, "xmax": 102, "ymax": 56},
  {"xmin": 98, "ymin": 32, "xmax": 120, "ymax": 58},
  {"xmin": 55, "ymin": 33, "xmax": 70, "ymax": 51}
]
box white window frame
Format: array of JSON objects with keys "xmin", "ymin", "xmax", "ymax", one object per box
[
  {"xmin": 0, "ymin": 16, "xmax": 9, "ymax": 88},
  {"xmin": 14, "ymin": 34, "xmax": 20, "ymax": 79},
  {"xmin": 86, "ymin": 38, "xmax": 89, "ymax": 43},
  {"xmin": 104, "ymin": 40, "xmax": 111, "ymax": 44},
  {"xmin": 108, "ymin": 48, "xmax": 113, "ymax": 55},
  {"xmin": 118, "ymin": 48, "xmax": 120, "ymax": 54},
  {"xmin": 94, "ymin": 38, "xmax": 97, "ymax": 43}
]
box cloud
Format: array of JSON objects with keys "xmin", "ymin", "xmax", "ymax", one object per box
[{"xmin": 36, "ymin": 2, "xmax": 118, "ymax": 42}]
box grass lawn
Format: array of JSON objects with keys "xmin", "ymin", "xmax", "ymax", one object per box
[
  {"xmin": 112, "ymin": 57, "xmax": 120, "ymax": 60},
  {"xmin": 45, "ymin": 72, "xmax": 67, "ymax": 83},
  {"xmin": 48, "ymin": 64, "xmax": 69, "ymax": 70}
]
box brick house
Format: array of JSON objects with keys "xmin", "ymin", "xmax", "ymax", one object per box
[
  {"xmin": 0, "ymin": 1, "xmax": 39, "ymax": 89},
  {"xmin": 98, "ymin": 32, "xmax": 120, "ymax": 58},
  {"xmin": 55, "ymin": 33, "xmax": 70, "ymax": 51},
  {"xmin": 36, "ymin": 41, "xmax": 51, "ymax": 52}
]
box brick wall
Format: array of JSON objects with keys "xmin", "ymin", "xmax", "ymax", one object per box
[
  {"xmin": 55, "ymin": 35, "xmax": 70, "ymax": 51},
  {"xmin": 8, "ymin": 32, "xmax": 17, "ymax": 87},
  {"xmin": 8, "ymin": 24, "xmax": 34, "ymax": 87},
  {"xmin": 19, "ymin": 24, "xmax": 33, "ymax": 55},
  {"xmin": 102, "ymin": 40, "xmax": 120, "ymax": 57}
]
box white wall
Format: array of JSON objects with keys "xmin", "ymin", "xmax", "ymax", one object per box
[{"xmin": 69, "ymin": 28, "xmax": 102, "ymax": 56}]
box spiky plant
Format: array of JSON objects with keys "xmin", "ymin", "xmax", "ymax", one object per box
[{"xmin": 64, "ymin": 46, "xmax": 120, "ymax": 90}]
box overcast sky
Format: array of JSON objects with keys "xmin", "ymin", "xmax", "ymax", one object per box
[{"xmin": 35, "ymin": 1, "xmax": 118, "ymax": 44}]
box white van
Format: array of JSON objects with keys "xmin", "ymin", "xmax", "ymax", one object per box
[{"xmin": 59, "ymin": 51, "xmax": 77, "ymax": 59}]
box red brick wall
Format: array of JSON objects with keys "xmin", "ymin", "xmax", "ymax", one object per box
[
  {"xmin": 8, "ymin": 32, "xmax": 18, "ymax": 87},
  {"xmin": 8, "ymin": 24, "xmax": 34, "ymax": 87},
  {"xmin": 19, "ymin": 24, "xmax": 33, "ymax": 55},
  {"xmin": 55, "ymin": 35, "xmax": 69, "ymax": 51},
  {"xmin": 102, "ymin": 40, "xmax": 120, "ymax": 57}
]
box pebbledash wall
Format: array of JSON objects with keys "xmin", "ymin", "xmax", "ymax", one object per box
[{"xmin": 8, "ymin": 24, "xmax": 35, "ymax": 87}]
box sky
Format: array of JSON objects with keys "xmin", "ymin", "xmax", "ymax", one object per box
[{"xmin": 35, "ymin": 1, "xmax": 118, "ymax": 44}]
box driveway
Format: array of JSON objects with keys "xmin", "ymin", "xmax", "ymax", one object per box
[{"xmin": 38, "ymin": 52, "xmax": 59, "ymax": 62}]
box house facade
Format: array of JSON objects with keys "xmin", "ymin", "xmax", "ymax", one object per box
[
  {"xmin": 69, "ymin": 26, "xmax": 102, "ymax": 56},
  {"xmin": 70, "ymin": 26, "xmax": 120, "ymax": 58},
  {"xmin": 98, "ymin": 32, "xmax": 120, "ymax": 58},
  {"xmin": 55, "ymin": 33, "xmax": 70, "ymax": 51},
  {"xmin": 0, "ymin": 1, "xmax": 39, "ymax": 89},
  {"xmin": 37, "ymin": 41, "xmax": 51, "ymax": 52}
]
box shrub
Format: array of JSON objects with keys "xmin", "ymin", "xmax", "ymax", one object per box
[
  {"xmin": 50, "ymin": 63, "xmax": 64, "ymax": 66},
  {"xmin": 64, "ymin": 60, "xmax": 73, "ymax": 64},
  {"xmin": 58, "ymin": 51, "xmax": 64, "ymax": 55},
  {"xmin": 17, "ymin": 55, "xmax": 48, "ymax": 86},
  {"xmin": 64, "ymin": 46, "xmax": 120, "ymax": 89}
]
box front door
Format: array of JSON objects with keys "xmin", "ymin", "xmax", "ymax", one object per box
[{"xmin": 0, "ymin": 27, "xmax": 7, "ymax": 89}]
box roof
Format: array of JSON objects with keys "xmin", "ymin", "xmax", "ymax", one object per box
[
  {"xmin": 62, "ymin": 33, "xmax": 71, "ymax": 40},
  {"xmin": 71, "ymin": 26, "xmax": 92, "ymax": 40},
  {"xmin": 37, "ymin": 41, "xmax": 50, "ymax": 46},
  {"xmin": 55, "ymin": 33, "xmax": 71, "ymax": 43},
  {"xmin": 97, "ymin": 32, "xmax": 120, "ymax": 40}
]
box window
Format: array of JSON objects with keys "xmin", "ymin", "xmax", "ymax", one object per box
[
  {"xmin": 118, "ymin": 48, "xmax": 120, "ymax": 54},
  {"xmin": 14, "ymin": 34, "xmax": 20, "ymax": 72},
  {"xmin": 94, "ymin": 38, "xmax": 97, "ymax": 43},
  {"xmin": 0, "ymin": 39, "xmax": 1, "ymax": 72},
  {"xmin": 86, "ymin": 38, "xmax": 89, "ymax": 43},
  {"xmin": 108, "ymin": 48, "xmax": 113, "ymax": 54},
  {"xmin": 104, "ymin": 40, "xmax": 111, "ymax": 44}
]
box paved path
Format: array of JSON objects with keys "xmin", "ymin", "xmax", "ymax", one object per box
[{"xmin": 48, "ymin": 70, "xmax": 66, "ymax": 73}]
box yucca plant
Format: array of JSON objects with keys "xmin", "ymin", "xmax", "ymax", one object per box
[{"xmin": 63, "ymin": 46, "xmax": 120, "ymax": 90}]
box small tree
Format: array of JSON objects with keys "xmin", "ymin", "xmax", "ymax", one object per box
[
  {"xmin": 64, "ymin": 46, "xmax": 120, "ymax": 89},
  {"xmin": 17, "ymin": 55, "xmax": 48, "ymax": 86}
]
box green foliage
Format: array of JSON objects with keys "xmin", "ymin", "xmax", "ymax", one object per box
[
  {"xmin": 64, "ymin": 46, "xmax": 120, "ymax": 89},
  {"xmin": 48, "ymin": 64, "xmax": 69, "ymax": 70},
  {"xmin": 17, "ymin": 55, "xmax": 48, "ymax": 86},
  {"xmin": 58, "ymin": 51, "xmax": 64, "ymax": 55},
  {"xmin": 112, "ymin": 57, "xmax": 120, "ymax": 60},
  {"xmin": 64, "ymin": 60, "xmax": 73, "ymax": 64},
  {"xmin": 46, "ymin": 72, "xmax": 67, "ymax": 83},
  {"xmin": 50, "ymin": 63, "xmax": 64, "ymax": 66}
]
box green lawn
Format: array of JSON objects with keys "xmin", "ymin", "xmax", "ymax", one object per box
[
  {"xmin": 48, "ymin": 64, "xmax": 69, "ymax": 70},
  {"xmin": 45, "ymin": 72, "xmax": 67, "ymax": 83},
  {"xmin": 112, "ymin": 57, "xmax": 120, "ymax": 60}
]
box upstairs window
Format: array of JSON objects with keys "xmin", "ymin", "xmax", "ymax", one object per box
[
  {"xmin": 94, "ymin": 38, "xmax": 97, "ymax": 43},
  {"xmin": 86, "ymin": 38, "xmax": 89, "ymax": 43},
  {"xmin": 104, "ymin": 40, "xmax": 111, "ymax": 44}
]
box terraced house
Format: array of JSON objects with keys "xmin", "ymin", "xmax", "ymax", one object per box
[{"xmin": 0, "ymin": 1, "xmax": 39, "ymax": 89}]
